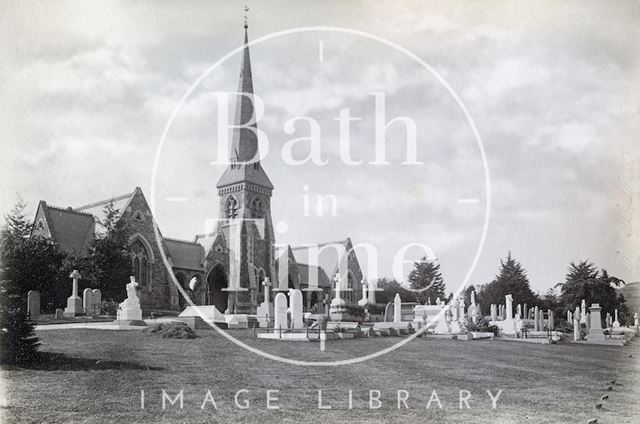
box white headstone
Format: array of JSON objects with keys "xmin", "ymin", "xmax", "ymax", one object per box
[
  {"xmin": 635, "ymin": 312, "xmax": 639, "ymax": 328},
  {"xmin": 548, "ymin": 309, "xmax": 554, "ymax": 329},
  {"xmin": 274, "ymin": 292, "xmax": 288, "ymax": 333},
  {"xmin": 64, "ymin": 270, "xmax": 83, "ymax": 317},
  {"xmin": 92, "ymin": 289, "xmax": 102, "ymax": 315},
  {"xmin": 580, "ymin": 299, "xmax": 587, "ymax": 324},
  {"xmin": 573, "ymin": 317, "xmax": 580, "ymax": 341},
  {"xmin": 534, "ymin": 306, "xmax": 539, "ymax": 331},
  {"xmin": 505, "ymin": 294, "xmax": 513, "ymax": 320},
  {"xmin": 490, "ymin": 304, "xmax": 497, "ymax": 321},
  {"xmin": 612, "ymin": 309, "xmax": 620, "ymax": 328},
  {"xmin": 289, "ymin": 289, "xmax": 304, "ymax": 329},
  {"xmin": 27, "ymin": 290, "xmax": 41, "ymax": 321},
  {"xmin": 54, "ymin": 308, "xmax": 64, "ymax": 320},
  {"xmin": 393, "ymin": 293, "xmax": 402, "ymax": 323},
  {"xmin": 516, "ymin": 304, "xmax": 522, "ymax": 319},
  {"xmin": 82, "ymin": 288, "xmax": 93, "ymax": 315}
]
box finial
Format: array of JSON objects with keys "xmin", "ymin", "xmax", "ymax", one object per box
[{"xmin": 244, "ymin": 5, "xmax": 249, "ymax": 29}]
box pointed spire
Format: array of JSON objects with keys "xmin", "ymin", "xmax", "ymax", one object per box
[
  {"xmin": 230, "ymin": 5, "xmax": 258, "ymax": 164},
  {"xmin": 217, "ymin": 8, "xmax": 273, "ymax": 191}
]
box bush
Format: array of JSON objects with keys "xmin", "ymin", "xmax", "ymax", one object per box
[
  {"xmin": 465, "ymin": 316, "xmax": 499, "ymax": 336},
  {"xmin": 316, "ymin": 316, "xmax": 328, "ymax": 330},
  {"xmin": 345, "ymin": 304, "xmax": 365, "ymax": 318},
  {"xmin": 0, "ymin": 309, "xmax": 40, "ymax": 365},
  {"xmin": 366, "ymin": 304, "xmax": 386, "ymax": 315},
  {"xmin": 101, "ymin": 300, "xmax": 119, "ymax": 316}
]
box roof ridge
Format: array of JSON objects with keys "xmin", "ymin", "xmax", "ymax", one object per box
[
  {"xmin": 290, "ymin": 239, "xmax": 349, "ymax": 250},
  {"xmin": 45, "ymin": 204, "xmax": 94, "ymax": 218},
  {"xmin": 164, "ymin": 237, "xmax": 200, "ymax": 245},
  {"xmin": 74, "ymin": 191, "xmax": 135, "ymax": 212}
]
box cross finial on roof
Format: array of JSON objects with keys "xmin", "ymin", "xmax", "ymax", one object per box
[{"xmin": 244, "ymin": 5, "xmax": 249, "ymax": 29}]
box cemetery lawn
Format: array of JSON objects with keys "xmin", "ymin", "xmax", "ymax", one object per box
[{"xmin": 2, "ymin": 329, "xmax": 639, "ymax": 424}]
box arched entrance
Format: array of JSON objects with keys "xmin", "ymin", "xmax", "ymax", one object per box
[
  {"xmin": 175, "ymin": 272, "xmax": 188, "ymax": 309},
  {"xmin": 207, "ymin": 264, "xmax": 228, "ymax": 313}
]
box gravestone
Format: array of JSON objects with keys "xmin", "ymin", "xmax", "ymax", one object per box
[
  {"xmin": 523, "ymin": 303, "xmax": 528, "ymax": 321},
  {"xmin": 534, "ymin": 306, "xmax": 539, "ymax": 331},
  {"xmin": 82, "ymin": 288, "xmax": 93, "ymax": 315},
  {"xmin": 573, "ymin": 317, "xmax": 580, "ymax": 341},
  {"xmin": 606, "ymin": 312, "xmax": 612, "ymax": 328},
  {"xmin": 612, "ymin": 309, "xmax": 620, "ymax": 328},
  {"xmin": 274, "ymin": 292, "xmax": 288, "ymax": 333},
  {"xmin": 635, "ymin": 312, "xmax": 639, "ymax": 328},
  {"xmin": 539, "ymin": 309, "xmax": 544, "ymax": 331},
  {"xmin": 567, "ymin": 310, "xmax": 572, "ymax": 324},
  {"xmin": 459, "ymin": 298, "xmax": 466, "ymax": 321},
  {"xmin": 393, "ymin": 293, "xmax": 402, "ymax": 323},
  {"xmin": 92, "ymin": 289, "xmax": 102, "ymax": 315},
  {"xmin": 289, "ymin": 289, "xmax": 304, "ymax": 329},
  {"xmin": 256, "ymin": 278, "xmax": 274, "ymax": 327},
  {"xmin": 116, "ymin": 276, "xmax": 144, "ymax": 324},
  {"xmin": 580, "ymin": 299, "xmax": 587, "ymax": 324},
  {"xmin": 490, "ymin": 304, "xmax": 497, "ymax": 321},
  {"xmin": 27, "ymin": 290, "xmax": 41, "ymax": 321},
  {"xmin": 505, "ymin": 294, "xmax": 513, "ymax": 320},
  {"xmin": 63, "ymin": 270, "xmax": 83, "ymax": 317},
  {"xmin": 54, "ymin": 308, "xmax": 64, "ymax": 320},
  {"xmin": 586, "ymin": 304, "xmax": 605, "ymax": 342},
  {"xmin": 548, "ymin": 310, "xmax": 554, "ymax": 329}
]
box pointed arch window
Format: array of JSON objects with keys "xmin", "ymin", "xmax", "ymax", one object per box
[
  {"xmin": 250, "ymin": 196, "xmax": 264, "ymax": 219},
  {"xmin": 225, "ymin": 196, "xmax": 239, "ymax": 219},
  {"xmin": 130, "ymin": 239, "xmax": 151, "ymax": 287}
]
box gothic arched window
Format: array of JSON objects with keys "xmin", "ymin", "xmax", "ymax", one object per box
[
  {"xmin": 130, "ymin": 239, "xmax": 151, "ymax": 287},
  {"xmin": 225, "ymin": 196, "xmax": 239, "ymax": 219},
  {"xmin": 250, "ymin": 196, "xmax": 264, "ymax": 219},
  {"xmin": 347, "ymin": 272, "xmax": 355, "ymax": 304}
]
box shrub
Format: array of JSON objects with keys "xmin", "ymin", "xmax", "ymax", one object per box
[
  {"xmin": 0, "ymin": 308, "xmax": 40, "ymax": 365},
  {"xmin": 317, "ymin": 316, "xmax": 328, "ymax": 330},
  {"xmin": 101, "ymin": 300, "xmax": 119, "ymax": 316},
  {"xmin": 366, "ymin": 304, "xmax": 386, "ymax": 315},
  {"xmin": 345, "ymin": 304, "xmax": 365, "ymax": 318}
]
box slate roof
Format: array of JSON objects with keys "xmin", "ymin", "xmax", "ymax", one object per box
[
  {"xmin": 291, "ymin": 239, "xmax": 351, "ymax": 282},
  {"xmin": 40, "ymin": 203, "xmax": 95, "ymax": 256},
  {"xmin": 164, "ymin": 238, "xmax": 205, "ymax": 271},
  {"xmin": 296, "ymin": 262, "xmax": 331, "ymax": 288}
]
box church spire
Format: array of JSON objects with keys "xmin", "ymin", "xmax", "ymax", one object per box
[
  {"xmin": 230, "ymin": 5, "xmax": 258, "ymax": 164},
  {"xmin": 216, "ymin": 7, "xmax": 273, "ymax": 190}
]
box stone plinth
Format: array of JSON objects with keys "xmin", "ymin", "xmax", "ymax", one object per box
[
  {"xmin": 586, "ymin": 303, "xmax": 605, "ymax": 343},
  {"xmin": 115, "ymin": 276, "xmax": 145, "ymax": 325}
]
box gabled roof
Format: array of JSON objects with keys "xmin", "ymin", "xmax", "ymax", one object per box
[
  {"xmin": 296, "ymin": 262, "xmax": 331, "ymax": 288},
  {"xmin": 74, "ymin": 189, "xmax": 136, "ymax": 231},
  {"xmin": 291, "ymin": 239, "xmax": 352, "ymax": 283},
  {"xmin": 165, "ymin": 238, "xmax": 204, "ymax": 271},
  {"xmin": 35, "ymin": 201, "xmax": 95, "ymax": 256}
]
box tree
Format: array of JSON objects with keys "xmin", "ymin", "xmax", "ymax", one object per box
[
  {"xmin": 0, "ymin": 202, "xmax": 40, "ymax": 364},
  {"xmin": 375, "ymin": 277, "xmax": 414, "ymax": 306},
  {"xmin": 478, "ymin": 252, "xmax": 538, "ymax": 307},
  {"xmin": 84, "ymin": 203, "xmax": 132, "ymax": 301},
  {"xmin": 0, "ymin": 200, "xmax": 68, "ymax": 312},
  {"xmin": 407, "ymin": 257, "xmax": 446, "ymax": 304},
  {"xmin": 463, "ymin": 284, "xmax": 477, "ymax": 307},
  {"xmin": 557, "ymin": 261, "xmax": 627, "ymax": 323}
]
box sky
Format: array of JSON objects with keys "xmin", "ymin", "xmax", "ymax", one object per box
[{"xmin": 1, "ymin": 0, "xmax": 639, "ymax": 296}]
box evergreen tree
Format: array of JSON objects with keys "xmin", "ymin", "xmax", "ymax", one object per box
[
  {"xmin": 557, "ymin": 261, "xmax": 627, "ymax": 322},
  {"xmin": 408, "ymin": 257, "xmax": 446, "ymax": 304},
  {"xmin": 478, "ymin": 252, "xmax": 538, "ymax": 307},
  {"xmin": 0, "ymin": 202, "xmax": 41, "ymax": 365},
  {"xmin": 1, "ymin": 200, "xmax": 68, "ymax": 312}
]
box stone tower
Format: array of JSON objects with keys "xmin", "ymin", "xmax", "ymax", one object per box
[{"xmin": 214, "ymin": 20, "xmax": 275, "ymax": 314}]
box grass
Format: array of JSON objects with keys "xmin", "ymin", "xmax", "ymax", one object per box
[{"xmin": 1, "ymin": 328, "xmax": 639, "ymax": 423}]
